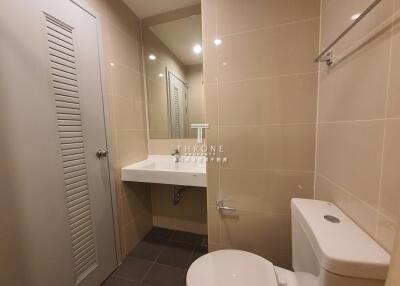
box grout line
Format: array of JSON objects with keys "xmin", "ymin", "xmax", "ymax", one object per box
[
  {"xmin": 140, "ymin": 261, "xmax": 155, "ymax": 284},
  {"xmin": 375, "ymin": 11, "xmax": 396, "ymax": 237},
  {"xmin": 215, "ymin": 0, "xmax": 223, "ymax": 249},
  {"xmin": 317, "ymin": 172, "xmax": 380, "ymax": 215},
  {"xmin": 313, "ymin": 0, "xmax": 324, "ymax": 201},
  {"xmin": 318, "ymin": 118, "xmax": 389, "ymax": 124},
  {"xmin": 218, "ymin": 167, "xmax": 315, "ymax": 173},
  {"xmin": 217, "ymin": 122, "xmax": 316, "ymax": 128},
  {"xmin": 218, "ymin": 71, "xmax": 318, "ymax": 84},
  {"xmin": 219, "ymin": 17, "xmax": 320, "ymax": 39}
]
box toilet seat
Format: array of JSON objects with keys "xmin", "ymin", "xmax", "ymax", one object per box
[{"xmin": 186, "ymin": 250, "xmax": 278, "ymax": 286}]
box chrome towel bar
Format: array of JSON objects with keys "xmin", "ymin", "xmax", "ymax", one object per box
[{"xmin": 314, "ymin": 0, "xmax": 383, "ymax": 65}]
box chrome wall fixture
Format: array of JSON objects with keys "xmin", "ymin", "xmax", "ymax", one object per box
[{"xmin": 314, "ymin": 0, "xmax": 383, "ymax": 66}]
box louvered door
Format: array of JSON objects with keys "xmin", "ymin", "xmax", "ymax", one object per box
[
  {"xmin": 45, "ymin": 14, "xmax": 100, "ymax": 281},
  {"xmin": 0, "ymin": 1, "xmax": 117, "ymax": 285},
  {"xmin": 168, "ymin": 71, "xmax": 187, "ymax": 138}
]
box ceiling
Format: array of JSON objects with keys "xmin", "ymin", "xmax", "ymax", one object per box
[
  {"xmin": 122, "ymin": 0, "xmax": 201, "ymax": 18},
  {"xmin": 150, "ymin": 15, "xmax": 202, "ymax": 65}
]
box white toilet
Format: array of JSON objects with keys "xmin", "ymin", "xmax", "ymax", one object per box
[{"xmin": 187, "ymin": 199, "xmax": 390, "ymax": 286}]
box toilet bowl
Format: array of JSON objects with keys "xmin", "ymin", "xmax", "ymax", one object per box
[
  {"xmin": 187, "ymin": 249, "xmax": 297, "ymax": 286},
  {"xmin": 187, "ymin": 199, "xmax": 390, "ymax": 286}
]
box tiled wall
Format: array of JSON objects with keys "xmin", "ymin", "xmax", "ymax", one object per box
[
  {"xmin": 151, "ymin": 184, "xmax": 208, "ymax": 234},
  {"xmin": 202, "ymin": 0, "xmax": 320, "ymax": 268},
  {"xmin": 315, "ymin": 0, "xmax": 400, "ymax": 253},
  {"xmin": 84, "ymin": 0, "xmax": 152, "ymax": 259},
  {"xmin": 386, "ymin": 228, "xmax": 400, "ymax": 286}
]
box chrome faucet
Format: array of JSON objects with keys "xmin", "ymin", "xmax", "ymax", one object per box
[{"xmin": 171, "ymin": 149, "xmax": 181, "ymax": 162}]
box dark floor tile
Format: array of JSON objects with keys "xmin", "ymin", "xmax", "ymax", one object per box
[
  {"xmin": 129, "ymin": 241, "xmax": 164, "ymax": 262},
  {"xmin": 197, "ymin": 235, "xmax": 208, "ymax": 247},
  {"xmin": 180, "ymin": 271, "xmax": 187, "ymax": 286},
  {"xmin": 102, "ymin": 276, "xmax": 144, "ymax": 286},
  {"xmin": 169, "ymin": 231, "xmax": 202, "ymax": 246},
  {"xmin": 143, "ymin": 227, "xmax": 173, "ymax": 244},
  {"xmin": 143, "ymin": 264, "xmax": 185, "ymax": 286},
  {"xmin": 156, "ymin": 241, "xmax": 194, "ymax": 269},
  {"xmin": 187, "ymin": 244, "xmax": 208, "ymax": 268},
  {"xmin": 112, "ymin": 257, "xmax": 152, "ymax": 282}
]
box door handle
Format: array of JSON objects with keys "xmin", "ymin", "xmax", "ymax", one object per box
[
  {"xmin": 96, "ymin": 148, "xmax": 108, "ymax": 158},
  {"xmin": 216, "ymin": 200, "xmax": 237, "ymax": 212}
]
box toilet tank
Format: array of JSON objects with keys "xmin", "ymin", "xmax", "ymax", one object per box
[{"xmin": 291, "ymin": 199, "xmax": 390, "ymax": 286}]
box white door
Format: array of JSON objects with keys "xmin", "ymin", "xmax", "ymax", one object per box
[
  {"xmin": 0, "ymin": 1, "xmax": 117, "ymax": 285},
  {"xmin": 168, "ymin": 71, "xmax": 187, "ymax": 138}
]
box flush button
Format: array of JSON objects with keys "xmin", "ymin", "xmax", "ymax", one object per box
[{"xmin": 324, "ymin": 215, "xmax": 340, "ymax": 223}]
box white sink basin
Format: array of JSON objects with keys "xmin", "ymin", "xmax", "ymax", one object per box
[{"xmin": 121, "ymin": 155, "xmax": 207, "ymax": 187}]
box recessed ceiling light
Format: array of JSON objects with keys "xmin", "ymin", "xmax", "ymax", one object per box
[
  {"xmin": 109, "ymin": 62, "xmax": 115, "ymax": 67},
  {"xmin": 214, "ymin": 38, "xmax": 222, "ymax": 46},
  {"xmin": 149, "ymin": 54, "xmax": 156, "ymax": 60},
  {"xmin": 351, "ymin": 13, "xmax": 361, "ymax": 21},
  {"xmin": 158, "ymin": 73, "xmax": 164, "ymax": 77},
  {"xmin": 193, "ymin": 44, "xmax": 202, "ymax": 54}
]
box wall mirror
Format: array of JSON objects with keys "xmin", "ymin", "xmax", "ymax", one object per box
[{"xmin": 143, "ymin": 10, "xmax": 204, "ymax": 139}]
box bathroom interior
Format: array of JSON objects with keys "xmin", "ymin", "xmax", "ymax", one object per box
[{"xmin": 1, "ymin": 0, "xmax": 400, "ymax": 285}]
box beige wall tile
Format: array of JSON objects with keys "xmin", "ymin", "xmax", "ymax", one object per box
[
  {"xmin": 316, "ymin": 121, "xmax": 384, "ymax": 207},
  {"xmin": 151, "ymin": 184, "xmax": 208, "ymax": 234},
  {"xmin": 201, "ymin": 0, "xmax": 217, "ymax": 39},
  {"xmin": 318, "ymin": 28, "xmax": 391, "ymax": 122},
  {"xmin": 148, "ymin": 139, "xmax": 198, "ymax": 155},
  {"xmin": 207, "ymin": 206, "xmax": 221, "ymax": 244},
  {"xmin": 220, "ymin": 210, "xmax": 292, "ymax": 268},
  {"xmin": 102, "ymin": 0, "xmax": 141, "ymax": 35},
  {"xmin": 387, "ymin": 21, "xmax": 400, "ymax": 118},
  {"xmin": 123, "ymin": 182, "xmax": 152, "ymax": 222},
  {"xmin": 315, "ymin": 174, "xmax": 379, "ymax": 237},
  {"xmin": 217, "ymin": 19, "xmax": 319, "ymax": 82},
  {"xmin": 376, "ymin": 214, "xmax": 398, "ymax": 252},
  {"xmin": 219, "ymin": 82, "xmax": 265, "ymax": 125},
  {"xmin": 264, "ymin": 124, "xmax": 316, "ymax": 171},
  {"xmin": 385, "ymin": 228, "xmax": 400, "ymax": 286},
  {"xmin": 264, "ymin": 73, "xmax": 318, "ymax": 124},
  {"xmin": 106, "ymin": 21, "xmax": 142, "ymax": 70},
  {"xmin": 317, "ymin": 0, "xmax": 400, "ymax": 260},
  {"xmin": 320, "ymin": 0, "xmax": 394, "ymax": 54},
  {"xmin": 208, "ymin": 242, "xmax": 223, "ymax": 252},
  {"xmin": 206, "ymin": 167, "xmax": 219, "ymax": 205},
  {"xmin": 203, "ymin": 0, "xmax": 320, "ymax": 265},
  {"xmin": 204, "ymin": 83, "xmax": 219, "ymax": 126},
  {"xmin": 380, "ymin": 119, "xmax": 400, "ymax": 220},
  {"xmin": 219, "ymin": 125, "xmax": 266, "ymax": 169},
  {"xmin": 108, "ymin": 62, "xmax": 144, "ymax": 100},
  {"xmin": 217, "ymin": 0, "xmax": 320, "ymax": 36},
  {"xmin": 111, "ymin": 95, "xmax": 136, "ymax": 131},
  {"xmin": 203, "ymin": 38, "xmax": 218, "ymax": 84},
  {"xmin": 117, "ymin": 130, "xmax": 147, "ymax": 167},
  {"xmin": 220, "ymin": 169, "xmax": 314, "ymax": 214},
  {"xmin": 321, "ymin": 0, "xmax": 332, "ymax": 12}
]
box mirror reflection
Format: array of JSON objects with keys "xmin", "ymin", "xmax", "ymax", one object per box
[{"xmin": 143, "ymin": 12, "xmax": 204, "ymax": 139}]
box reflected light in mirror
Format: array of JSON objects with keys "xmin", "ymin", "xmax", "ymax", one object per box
[
  {"xmin": 193, "ymin": 44, "xmax": 202, "ymax": 54},
  {"xmin": 149, "ymin": 54, "xmax": 157, "ymax": 60},
  {"xmin": 158, "ymin": 73, "xmax": 164, "ymax": 77}
]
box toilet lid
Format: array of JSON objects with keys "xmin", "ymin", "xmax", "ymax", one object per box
[{"xmin": 187, "ymin": 250, "xmax": 278, "ymax": 286}]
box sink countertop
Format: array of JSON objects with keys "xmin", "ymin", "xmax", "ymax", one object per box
[{"xmin": 121, "ymin": 155, "xmax": 207, "ymax": 187}]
